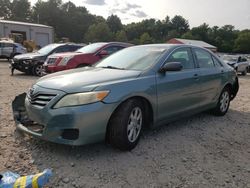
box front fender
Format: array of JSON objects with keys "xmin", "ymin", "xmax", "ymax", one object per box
[{"xmin": 97, "ymin": 75, "xmax": 158, "ymax": 120}]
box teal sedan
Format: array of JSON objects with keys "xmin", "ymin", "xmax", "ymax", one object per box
[{"xmin": 12, "ymin": 44, "xmax": 239, "ymax": 150}]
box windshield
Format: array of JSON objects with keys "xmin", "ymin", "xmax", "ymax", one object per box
[
  {"xmin": 95, "ymin": 45, "xmax": 167, "ymax": 71},
  {"xmin": 76, "ymin": 43, "xmax": 107, "ymax": 53},
  {"xmin": 38, "ymin": 44, "xmax": 62, "ymax": 54}
]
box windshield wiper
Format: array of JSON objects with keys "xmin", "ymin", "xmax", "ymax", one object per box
[{"xmin": 100, "ymin": 66, "xmax": 125, "ymax": 70}]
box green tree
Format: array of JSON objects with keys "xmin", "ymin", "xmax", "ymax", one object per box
[
  {"xmin": 0, "ymin": 0, "xmax": 11, "ymax": 19},
  {"xmin": 32, "ymin": 0, "xmax": 97, "ymax": 42},
  {"xmin": 234, "ymin": 30, "xmax": 250, "ymax": 53},
  {"xmin": 217, "ymin": 25, "xmax": 239, "ymax": 52},
  {"xmin": 107, "ymin": 14, "xmax": 123, "ymax": 33},
  {"xmin": 181, "ymin": 31, "xmax": 195, "ymax": 39},
  {"xmin": 170, "ymin": 15, "xmax": 189, "ymax": 37},
  {"xmin": 190, "ymin": 23, "xmax": 210, "ymax": 41},
  {"xmin": 84, "ymin": 22, "xmax": 112, "ymax": 42},
  {"xmin": 60, "ymin": 1, "xmax": 96, "ymax": 42},
  {"xmin": 115, "ymin": 30, "xmax": 128, "ymax": 42},
  {"xmin": 140, "ymin": 32, "xmax": 153, "ymax": 44},
  {"xmin": 9, "ymin": 0, "xmax": 31, "ymax": 21}
]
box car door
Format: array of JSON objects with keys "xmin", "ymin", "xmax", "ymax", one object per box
[
  {"xmin": 0, "ymin": 42, "xmax": 3, "ymax": 56},
  {"xmin": 156, "ymin": 47, "xmax": 201, "ymax": 122},
  {"xmin": 2, "ymin": 43, "xmax": 14, "ymax": 57},
  {"xmin": 193, "ymin": 47, "xmax": 223, "ymax": 106}
]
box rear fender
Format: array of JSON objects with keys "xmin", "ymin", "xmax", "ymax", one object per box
[{"xmin": 231, "ymin": 77, "xmax": 239, "ymax": 100}]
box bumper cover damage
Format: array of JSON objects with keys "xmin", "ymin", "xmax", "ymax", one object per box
[
  {"xmin": 12, "ymin": 92, "xmax": 116, "ymax": 146},
  {"xmin": 12, "ymin": 93, "xmax": 44, "ymax": 137}
]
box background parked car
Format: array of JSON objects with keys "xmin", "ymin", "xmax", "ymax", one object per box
[
  {"xmin": 43, "ymin": 42, "xmax": 132, "ymax": 74},
  {"xmin": 222, "ymin": 55, "xmax": 249, "ymax": 75},
  {"xmin": 0, "ymin": 40, "xmax": 27, "ymax": 60},
  {"xmin": 13, "ymin": 44, "xmax": 238, "ymax": 151},
  {"xmin": 11, "ymin": 43, "xmax": 85, "ymax": 76}
]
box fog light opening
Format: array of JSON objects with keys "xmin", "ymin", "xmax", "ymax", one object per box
[{"xmin": 61, "ymin": 129, "xmax": 79, "ymax": 140}]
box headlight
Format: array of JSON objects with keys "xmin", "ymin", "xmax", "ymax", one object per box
[
  {"xmin": 53, "ymin": 91, "xmax": 109, "ymax": 109},
  {"xmin": 23, "ymin": 59, "xmax": 33, "ymax": 64},
  {"xmin": 58, "ymin": 56, "xmax": 73, "ymax": 66}
]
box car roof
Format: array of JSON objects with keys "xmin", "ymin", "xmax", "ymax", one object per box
[
  {"xmin": 134, "ymin": 43, "xmax": 216, "ymax": 53},
  {"xmin": 89, "ymin": 42, "xmax": 133, "ymax": 47}
]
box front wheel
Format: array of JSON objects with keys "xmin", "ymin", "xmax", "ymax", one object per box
[
  {"xmin": 213, "ymin": 87, "xmax": 230, "ymax": 116},
  {"xmin": 108, "ymin": 99, "xmax": 145, "ymax": 151},
  {"xmin": 33, "ymin": 64, "xmax": 44, "ymax": 76}
]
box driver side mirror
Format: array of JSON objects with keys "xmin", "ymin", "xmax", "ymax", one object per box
[
  {"xmin": 158, "ymin": 62, "xmax": 183, "ymax": 73},
  {"xmin": 99, "ymin": 50, "xmax": 109, "ymax": 57}
]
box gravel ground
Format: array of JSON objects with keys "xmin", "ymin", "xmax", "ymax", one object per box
[{"xmin": 1, "ymin": 59, "xmax": 250, "ymax": 188}]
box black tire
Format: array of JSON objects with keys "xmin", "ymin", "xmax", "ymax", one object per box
[
  {"xmin": 108, "ymin": 99, "xmax": 145, "ymax": 151},
  {"xmin": 213, "ymin": 87, "xmax": 231, "ymax": 116},
  {"xmin": 76, "ymin": 64, "xmax": 88, "ymax": 68},
  {"xmin": 242, "ymin": 69, "xmax": 247, "ymax": 76},
  {"xmin": 32, "ymin": 64, "xmax": 44, "ymax": 76}
]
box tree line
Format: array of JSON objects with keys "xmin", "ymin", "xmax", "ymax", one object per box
[{"xmin": 1, "ymin": 0, "xmax": 250, "ymax": 53}]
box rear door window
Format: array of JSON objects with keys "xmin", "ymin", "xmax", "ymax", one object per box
[
  {"xmin": 3, "ymin": 43, "xmax": 14, "ymax": 48},
  {"xmin": 53, "ymin": 46, "xmax": 70, "ymax": 53},
  {"xmin": 69, "ymin": 45, "xmax": 81, "ymax": 52},
  {"xmin": 194, "ymin": 48, "xmax": 214, "ymax": 68},
  {"xmin": 103, "ymin": 46, "xmax": 125, "ymax": 55}
]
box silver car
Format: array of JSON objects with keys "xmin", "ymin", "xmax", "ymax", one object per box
[
  {"xmin": 0, "ymin": 40, "xmax": 27, "ymax": 60},
  {"xmin": 222, "ymin": 55, "xmax": 249, "ymax": 75}
]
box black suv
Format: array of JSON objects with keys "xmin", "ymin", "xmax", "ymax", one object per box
[{"xmin": 11, "ymin": 43, "xmax": 85, "ymax": 76}]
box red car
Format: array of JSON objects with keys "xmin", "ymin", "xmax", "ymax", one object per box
[{"xmin": 44, "ymin": 42, "xmax": 132, "ymax": 73}]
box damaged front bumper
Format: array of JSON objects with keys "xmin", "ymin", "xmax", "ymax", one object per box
[
  {"xmin": 12, "ymin": 93, "xmax": 116, "ymax": 146},
  {"xmin": 12, "ymin": 93, "xmax": 45, "ymax": 138}
]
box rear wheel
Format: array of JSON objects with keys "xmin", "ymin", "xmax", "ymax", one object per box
[
  {"xmin": 33, "ymin": 64, "xmax": 44, "ymax": 76},
  {"xmin": 108, "ymin": 99, "xmax": 145, "ymax": 151},
  {"xmin": 213, "ymin": 87, "xmax": 230, "ymax": 116},
  {"xmin": 242, "ymin": 69, "xmax": 247, "ymax": 76},
  {"xmin": 76, "ymin": 64, "xmax": 88, "ymax": 68}
]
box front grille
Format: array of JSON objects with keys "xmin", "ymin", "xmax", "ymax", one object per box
[
  {"xmin": 28, "ymin": 93, "xmax": 57, "ymax": 107},
  {"xmin": 46, "ymin": 58, "xmax": 57, "ymax": 65}
]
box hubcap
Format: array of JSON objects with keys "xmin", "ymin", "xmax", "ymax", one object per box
[
  {"xmin": 220, "ymin": 91, "xmax": 230, "ymax": 112},
  {"xmin": 36, "ymin": 65, "xmax": 43, "ymax": 76},
  {"xmin": 127, "ymin": 107, "xmax": 142, "ymax": 143}
]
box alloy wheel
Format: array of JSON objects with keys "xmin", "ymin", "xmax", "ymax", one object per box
[
  {"xmin": 127, "ymin": 107, "xmax": 142, "ymax": 143},
  {"xmin": 220, "ymin": 91, "xmax": 230, "ymax": 112},
  {"xmin": 35, "ymin": 65, "xmax": 43, "ymax": 76}
]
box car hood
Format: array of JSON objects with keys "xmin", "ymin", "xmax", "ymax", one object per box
[
  {"xmin": 49, "ymin": 52, "xmax": 82, "ymax": 58},
  {"xmin": 36, "ymin": 67, "xmax": 141, "ymax": 93},
  {"xmin": 14, "ymin": 52, "xmax": 45, "ymax": 60},
  {"xmin": 225, "ymin": 61, "xmax": 236, "ymax": 65}
]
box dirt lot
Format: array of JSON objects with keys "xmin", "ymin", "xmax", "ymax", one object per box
[{"xmin": 1, "ymin": 59, "xmax": 250, "ymax": 188}]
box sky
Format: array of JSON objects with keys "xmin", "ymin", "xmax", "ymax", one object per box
[{"xmin": 30, "ymin": 0, "xmax": 250, "ymax": 30}]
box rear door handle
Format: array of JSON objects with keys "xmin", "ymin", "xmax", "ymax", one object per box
[
  {"xmin": 193, "ymin": 74, "xmax": 199, "ymax": 80},
  {"xmin": 221, "ymin": 70, "xmax": 224, "ymax": 74}
]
